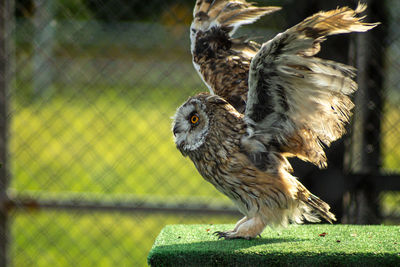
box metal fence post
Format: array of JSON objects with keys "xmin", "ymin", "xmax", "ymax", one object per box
[
  {"xmin": 33, "ymin": 0, "xmax": 55, "ymax": 98},
  {"xmin": 0, "ymin": 0, "xmax": 12, "ymax": 266},
  {"xmin": 342, "ymin": 0, "xmax": 387, "ymax": 224}
]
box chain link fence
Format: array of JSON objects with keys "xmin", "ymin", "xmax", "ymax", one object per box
[{"xmin": 1, "ymin": 0, "xmax": 399, "ymax": 266}]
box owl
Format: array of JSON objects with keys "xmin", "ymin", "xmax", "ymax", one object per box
[{"xmin": 172, "ymin": 2, "xmax": 378, "ymax": 239}]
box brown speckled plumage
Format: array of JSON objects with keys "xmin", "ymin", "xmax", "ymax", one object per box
[
  {"xmin": 173, "ymin": 93, "xmax": 334, "ymax": 239},
  {"xmin": 195, "ymin": 52, "xmax": 250, "ymax": 113},
  {"xmin": 193, "ymin": 28, "xmax": 253, "ymax": 113},
  {"xmin": 190, "ymin": 0, "xmax": 277, "ymax": 113},
  {"xmin": 174, "ymin": 0, "xmax": 378, "ymax": 239}
]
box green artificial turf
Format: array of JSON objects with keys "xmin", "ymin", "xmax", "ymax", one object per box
[{"xmin": 148, "ymin": 224, "xmax": 400, "ymax": 266}]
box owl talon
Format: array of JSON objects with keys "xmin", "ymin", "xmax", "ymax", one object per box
[
  {"xmin": 213, "ymin": 231, "xmax": 236, "ymax": 240},
  {"xmin": 213, "ymin": 231, "xmax": 228, "ymax": 239},
  {"xmin": 213, "ymin": 231, "xmax": 253, "ymax": 240}
]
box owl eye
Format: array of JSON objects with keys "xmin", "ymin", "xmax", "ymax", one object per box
[{"xmin": 190, "ymin": 114, "xmax": 199, "ymax": 125}]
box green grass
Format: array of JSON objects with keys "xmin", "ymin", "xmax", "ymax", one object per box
[
  {"xmin": 10, "ymin": 83, "xmax": 226, "ymax": 198},
  {"xmin": 382, "ymin": 102, "xmax": 400, "ymax": 172},
  {"xmin": 148, "ymin": 224, "xmax": 400, "ymax": 266},
  {"xmin": 11, "ymin": 210, "xmax": 238, "ymax": 266}
]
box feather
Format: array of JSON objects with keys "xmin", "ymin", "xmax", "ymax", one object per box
[
  {"xmin": 245, "ymin": 3, "xmax": 378, "ymax": 167},
  {"xmin": 192, "ymin": 0, "xmax": 280, "ymax": 35}
]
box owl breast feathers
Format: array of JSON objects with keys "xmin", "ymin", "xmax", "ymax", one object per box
[{"xmin": 172, "ymin": 0, "xmax": 378, "ymax": 240}]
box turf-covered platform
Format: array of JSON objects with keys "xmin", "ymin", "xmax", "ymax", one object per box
[{"xmin": 148, "ymin": 224, "xmax": 399, "ymax": 266}]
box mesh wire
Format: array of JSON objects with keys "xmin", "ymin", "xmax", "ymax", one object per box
[{"xmin": 3, "ymin": 0, "xmax": 400, "ymax": 266}]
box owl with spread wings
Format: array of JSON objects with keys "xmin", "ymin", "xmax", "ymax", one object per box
[{"xmin": 172, "ymin": 0, "xmax": 378, "ymax": 239}]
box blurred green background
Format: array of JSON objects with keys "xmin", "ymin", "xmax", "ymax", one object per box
[{"xmin": 7, "ymin": 0, "xmax": 400, "ymax": 266}]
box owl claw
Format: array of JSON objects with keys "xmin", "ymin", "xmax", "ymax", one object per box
[
  {"xmin": 213, "ymin": 231, "xmax": 253, "ymax": 240},
  {"xmin": 213, "ymin": 231, "xmax": 227, "ymax": 239}
]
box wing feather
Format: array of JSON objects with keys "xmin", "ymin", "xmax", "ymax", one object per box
[
  {"xmin": 244, "ymin": 4, "xmax": 378, "ymax": 168},
  {"xmin": 192, "ymin": 0, "xmax": 280, "ymax": 36}
]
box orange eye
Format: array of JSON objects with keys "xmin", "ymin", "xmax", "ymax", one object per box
[{"xmin": 190, "ymin": 115, "xmax": 199, "ymax": 124}]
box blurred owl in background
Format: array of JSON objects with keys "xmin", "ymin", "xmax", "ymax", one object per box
[{"xmin": 172, "ymin": 0, "xmax": 378, "ymax": 239}]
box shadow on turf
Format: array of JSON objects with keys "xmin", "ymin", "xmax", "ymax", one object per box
[
  {"xmin": 156, "ymin": 236, "xmax": 307, "ymax": 252},
  {"xmin": 150, "ymin": 238, "xmax": 399, "ymax": 267}
]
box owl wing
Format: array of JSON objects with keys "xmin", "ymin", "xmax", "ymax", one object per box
[
  {"xmin": 192, "ymin": 0, "xmax": 280, "ymax": 36},
  {"xmin": 191, "ymin": 1, "xmax": 280, "ymax": 112},
  {"xmin": 244, "ymin": 4, "xmax": 378, "ymax": 168}
]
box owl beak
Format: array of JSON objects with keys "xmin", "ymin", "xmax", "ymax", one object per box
[
  {"xmin": 173, "ymin": 124, "xmax": 180, "ymax": 137},
  {"xmin": 172, "ymin": 124, "xmax": 187, "ymax": 156}
]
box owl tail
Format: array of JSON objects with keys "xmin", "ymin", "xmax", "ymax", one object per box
[
  {"xmin": 192, "ymin": 0, "xmax": 280, "ymax": 36},
  {"xmin": 296, "ymin": 181, "xmax": 337, "ymax": 223},
  {"xmin": 304, "ymin": 193, "xmax": 337, "ymax": 224}
]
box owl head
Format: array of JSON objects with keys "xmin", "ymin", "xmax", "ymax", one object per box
[{"xmin": 172, "ymin": 93, "xmax": 228, "ymax": 156}]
